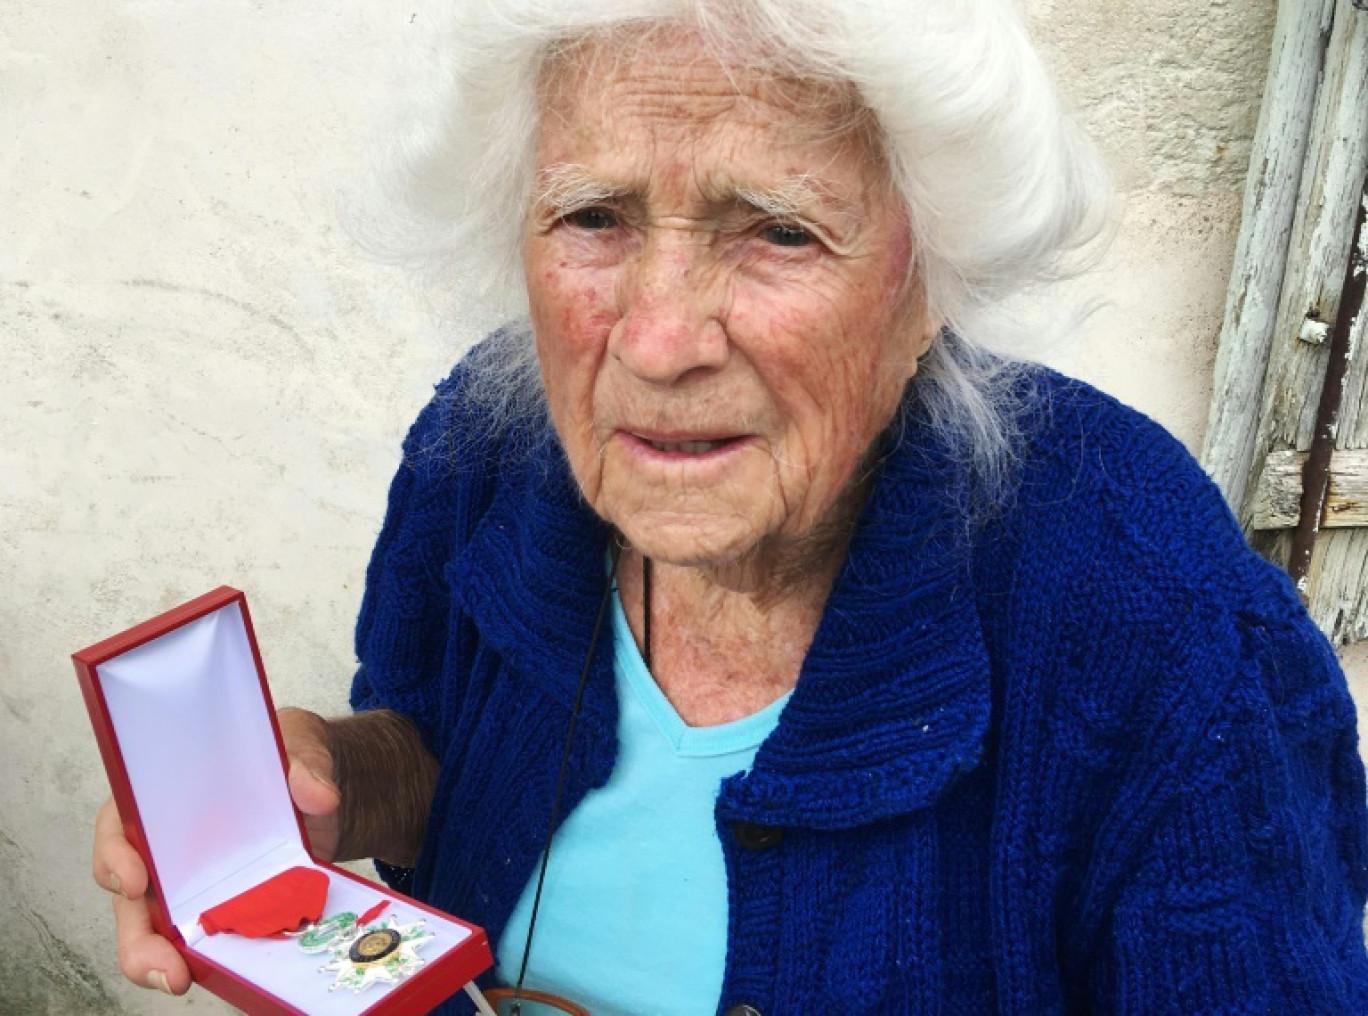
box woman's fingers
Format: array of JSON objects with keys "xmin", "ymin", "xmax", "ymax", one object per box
[
  {"xmin": 291, "ymin": 763, "xmax": 342, "ymax": 861},
  {"xmin": 92, "ymin": 798, "xmax": 147, "ymax": 900},
  {"xmin": 279, "ymin": 707, "xmax": 340, "ymax": 816},
  {"xmin": 278, "ymin": 708, "xmax": 334, "ymax": 780},
  {"xmin": 278, "ymin": 707, "xmax": 342, "ymax": 860},
  {"xmin": 96, "ymin": 798, "xmax": 191, "ymax": 995},
  {"xmin": 113, "ymin": 892, "xmax": 191, "ymax": 995}
]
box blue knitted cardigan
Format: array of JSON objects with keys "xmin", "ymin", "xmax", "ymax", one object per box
[{"xmin": 351, "ymin": 357, "xmax": 1368, "ymax": 1015}]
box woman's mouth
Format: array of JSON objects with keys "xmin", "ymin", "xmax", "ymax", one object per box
[
  {"xmin": 645, "ymin": 438, "xmax": 734, "ymax": 454},
  {"xmin": 624, "ymin": 433, "xmax": 751, "ymax": 459}
]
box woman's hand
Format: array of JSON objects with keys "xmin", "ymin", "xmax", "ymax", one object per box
[{"xmin": 90, "ymin": 707, "xmax": 342, "ymax": 996}]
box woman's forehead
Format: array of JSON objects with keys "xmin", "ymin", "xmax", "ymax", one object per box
[
  {"xmin": 537, "ymin": 26, "xmax": 874, "ymax": 151},
  {"xmin": 522, "ymin": 38, "xmax": 886, "ymax": 220}
]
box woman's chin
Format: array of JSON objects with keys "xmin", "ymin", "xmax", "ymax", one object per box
[{"xmin": 612, "ymin": 512, "xmax": 769, "ymax": 570}]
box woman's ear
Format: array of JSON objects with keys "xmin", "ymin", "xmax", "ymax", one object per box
[
  {"xmin": 913, "ymin": 318, "xmax": 941, "ymax": 361},
  {"xmin": 895, "ymin": 259, "xmax": 938, "ymax": 379},
  {"xmin": 901, "ymin": 309, "xmax": 941, "ymax": 382}
]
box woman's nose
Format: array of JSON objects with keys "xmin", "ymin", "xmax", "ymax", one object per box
[{"xmin": 610, "ymin": 232, "xmax": 728, "ymax": 384}]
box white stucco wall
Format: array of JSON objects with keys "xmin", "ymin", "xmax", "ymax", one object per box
[{"xmin": 1, "ymin": 2, "xmax": 1362, "ymax": 1012}]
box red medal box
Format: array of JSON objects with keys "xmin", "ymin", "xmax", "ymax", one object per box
[{"xmin": 73, "ymin": 587, "xmax": 494, "ymax": 1015}]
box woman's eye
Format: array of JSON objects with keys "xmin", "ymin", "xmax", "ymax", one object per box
[
  {"xmin": 565, "ymin": 207, "xmax": 617, "ymax": 231},
  {"xmin": 759, "ymin": 223, "xmax": 814, "ymax": 248},
  {"xmin": 760, "ymin": 224, "xmax": 809, "ymax": 248}
]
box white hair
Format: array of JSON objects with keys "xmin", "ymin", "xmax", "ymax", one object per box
[{"xmin": 366, "ymin": 0, "xmax": 1112, "ymax": 507}]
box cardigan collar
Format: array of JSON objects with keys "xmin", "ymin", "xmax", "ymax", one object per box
[{"xmin": 455, "ymin": 410, "xmax": 992, "ymax": 831}]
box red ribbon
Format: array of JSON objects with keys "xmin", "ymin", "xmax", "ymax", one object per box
[
  {"xmin": 358, "ymin": 900, "xmax": 390, "ymax": 925},
  {"xmin": 199, "ymin": 866, "xmax": 330, "ymax": 938}
]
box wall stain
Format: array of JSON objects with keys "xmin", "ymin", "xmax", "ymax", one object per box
[
  {"xmin": 1, "ymin": 687, "xmax": 35, "ymax": 723},
  {"xmin": 0, "ymin": 826, "xmax": 22, "ymax": 858},
  {"xmin": 0, "ymin": 829, "xmax": 126, "ymax": 1014},
  {"xmin": 121, "ymin": 276, "xmax": 313, "ymax": 359},
  {"xmin": 8, "ymin": 907, "xmax": 127, "ymax": 1016}
]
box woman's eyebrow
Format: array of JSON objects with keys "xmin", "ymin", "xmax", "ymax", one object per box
[
  {"xmin": 730, "ymin": 177, "xmax": 864, "ymax": 246},
  {"xmin": 533, "ymin": 163, "xmax": 625, "ymax": 214},
  {"xmin": 731, "ymin": 176, "xmax": 832, "ymax": 219}
]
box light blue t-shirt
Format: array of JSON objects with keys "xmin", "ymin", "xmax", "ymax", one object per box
[{"xmin": 495, "ymin": 587, "xmax": 789, "ymax": 1015}]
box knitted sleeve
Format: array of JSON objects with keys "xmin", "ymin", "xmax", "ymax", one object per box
[
  {"xmin": 1095, "ymin": 608, "xmax": 1368, "ymax": 1012},
  {"xmin": 349, "ymin": 360, "xmax": 497, "ymax": 753}
]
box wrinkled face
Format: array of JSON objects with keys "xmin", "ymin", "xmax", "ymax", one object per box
[{"xmin": 524, "ymin": 30, "xmax": 934, "ymax": 569}]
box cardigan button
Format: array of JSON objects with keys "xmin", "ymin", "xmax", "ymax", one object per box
[
  {"xmin": 722, "ymin": 1006, "xmax": 764, "ymax": 1016},
  {"xmin": 733, "ymin": 821, "xmax": 785, "ymax": 850}
]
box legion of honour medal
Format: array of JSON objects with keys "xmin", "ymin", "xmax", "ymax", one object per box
[{"xmin": 297, "ymin": 909, "xmax": 435, "ymax": 993}]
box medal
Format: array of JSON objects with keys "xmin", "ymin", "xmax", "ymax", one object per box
[{"xmin": 295, "ymin": 908, "xmax": 435, "ymax": 993}]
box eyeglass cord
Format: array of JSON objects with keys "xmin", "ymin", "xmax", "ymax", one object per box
[{"xmin": 510, "ymin": 541, "xmax": 623, "ymax": 1015}]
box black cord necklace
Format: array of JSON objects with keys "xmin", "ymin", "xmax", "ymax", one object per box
[
  {"xmin": 642, "ymin": 555, "xmax": 652, "ymax": 672},
  {"xmin": 509, "ymin": 541, "xmax": 621, "ymax": 1014}
]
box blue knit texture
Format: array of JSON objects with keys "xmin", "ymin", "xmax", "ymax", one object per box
[{"xmin": 351, "ymin": 352, "xmax": 1368, "ymax": 1015}]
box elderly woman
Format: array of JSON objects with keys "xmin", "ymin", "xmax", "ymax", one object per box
[{"xmin": 94, "ymin": 1, "xmax": 1368, "ymax": 1013}]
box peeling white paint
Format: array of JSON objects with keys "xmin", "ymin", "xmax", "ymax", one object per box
[{"xmin": 1301, "ymin": 318, "xmax": 1332, "ymax": 344}]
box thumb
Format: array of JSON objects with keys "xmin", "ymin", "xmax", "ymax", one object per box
[
  {"xmin": 288, "ymin": 757, "xmax": 341, "ymax": 817},
  {"xmin": 277, "ymin": 707, "xmax": 340, "ymax": 816}
]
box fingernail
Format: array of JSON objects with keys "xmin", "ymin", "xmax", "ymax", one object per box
[
  {"xmin": 307, "ymin": 768, "xmax": 338, "ymax": 791},
  {"xmin": 107, "ymin": 873, "xmax": 122, "ymax": 895},
  {"xmin": 148, "ymin": 970, "xmax": 172, "ymax": 995}
]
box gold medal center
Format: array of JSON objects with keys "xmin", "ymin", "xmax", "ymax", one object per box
[{"xmin": 348, "ymin": 928, "xmax": 402, "ymax": 966}]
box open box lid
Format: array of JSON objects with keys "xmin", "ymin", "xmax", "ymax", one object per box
[{"xmin": 75, "ymin": 587, "xmax": 314, "ymax": 940}]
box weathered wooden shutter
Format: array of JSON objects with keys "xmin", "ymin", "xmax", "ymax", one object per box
[{"xmin": 1203, "ymin": 0, "xmax": 1368, "ymax": 645}]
